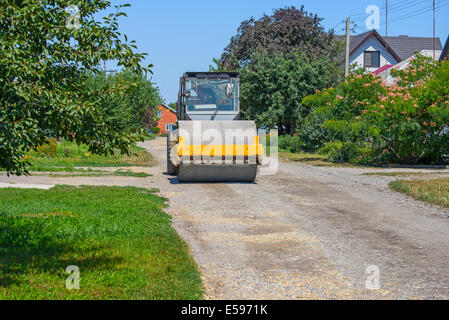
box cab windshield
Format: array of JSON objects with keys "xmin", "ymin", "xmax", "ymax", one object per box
[{"xmin": 185, "ymin": 79, "xmax": 239, "ymax": 112}]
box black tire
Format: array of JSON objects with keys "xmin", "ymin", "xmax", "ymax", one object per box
[{"xmin": 167, "ymin": 132, "xmax": 177, "ymax": 175}]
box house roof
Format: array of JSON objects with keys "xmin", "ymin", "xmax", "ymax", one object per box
[
  {"xmin": 440, "ymin": 35, "xmax": 449, "ymax": 62},
  {"xmin": 159, "ymin": 104, "xmax": 176, "ymax": 114},
  {"xmin": 383, "ymin": 35, "xmax": 442, "ymax": 61},
  {"xmin": 338, "ymin": 30, "xmax": 442, "ymax": 63},
  {"xmin": 373, "ymin": 64, "xmax": 394, "ymax": 75},
  {"xmin": 338, "ymin": 30, "xmax": 401, "ymax": 63}
]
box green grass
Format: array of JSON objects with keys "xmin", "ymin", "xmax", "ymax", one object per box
[
  {"xmin": 389, "ymin": 178, "xmax": 449, "ymax": 208},
  {"xmin": 26, "ymin": 140, "xmax": 154, "ymax": 171},
  {"xmin": 49, "ymin": 170, "xmax": 151, "ymax": 178},
  {"xmin": 364, "ymin": 171, "xmax": 449, "ymax": 177},
  {"xmin": 28, "ymin": 167, "xmax": 106, "ymax": 173},
  {"xmin": 278, "ymin": 151, "xmax": 356, "ymax": 167},
  {"xmin": 0, "ymin": 186, "xmax": 203, "ymax": 300}
]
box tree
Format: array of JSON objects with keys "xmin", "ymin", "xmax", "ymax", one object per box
[
  {"xmin": 219, "ymin": 6, "xmax": 341, "ymax": 70},
  {"xmin": 0, "ymin": 0, "xmax": 151, "ymax": 175},
  {"xmin": 303, "ymin": 55, "xmax": 449, "ymax": 165},
  {"xmin": 86, "ymin": 70, "xmax": 163, "ymax": 132},
  {"xmin": 239, "ymin": 51, "xmax": 341, "ymax": 135}
]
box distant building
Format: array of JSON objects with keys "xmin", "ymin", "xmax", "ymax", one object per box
[
  {"xmin": 339, "ymin": 30, "xmax": 442, "ymax": 72},
  {"xmin": 156, "ymin": 104, "xmax": 177, "ymax": 135},
  {"xmin": 440, "ymin": 35, "xmax": 449, "ymax": 62}
]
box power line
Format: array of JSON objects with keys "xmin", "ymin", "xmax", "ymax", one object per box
[
  {"xmin": 434, "ymin": 0, "xmax": 436, "ymax": 60},
  {"xmin": 350, "ymin": 0, "xmax": 429, "ymax": 24},
  {"xmin": 349, "ymin": 0, "xmax": 424, "ymax": 19},
  {"xmin": 330, "ymin": 19, "xmax": 345, "ymax": 31},
  {"xmin": 381, "ymin": 0, "xmax": 449, "ymax": 25}
]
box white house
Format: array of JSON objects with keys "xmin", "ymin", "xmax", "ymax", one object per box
[{"xmin": 339, "ymin": 30, "xmax": 442, "ymax": 72}]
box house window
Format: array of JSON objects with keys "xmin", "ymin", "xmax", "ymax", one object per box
[
  {"xmin": 166, "ymin": 124, "xmax": 174, "ymax": 132},
  {"xmin": 364, "ymin": 51, "xmax": 380, "ymax": 68},
  {"xmin": 157, "ymin": 110, "xmax": 162, "ymax": 118}
]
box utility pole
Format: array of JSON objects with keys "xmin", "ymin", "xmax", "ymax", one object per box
[
  {"xmin": 433, "ymin": 0, "xmax": 436, "ymax": 60},
  {"xmin": 385, "ymin": 0, "xmax": 389, "ymax": 62},
  {"xmin": 345, "ymin": 17, "xmax": 350, "ymax": 77}
]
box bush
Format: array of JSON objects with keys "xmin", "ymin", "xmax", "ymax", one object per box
[
  {"xmin": 302, "ymin": 55, "xmax": 449, "ymax": 165},
  {"xmin": 152, "ymin": 126, "xmax": 161, "ymax": 134},
  {"xmin": 333, "ymin": 142, "xmax": 360, "ymax": 163},
  {"xmin": 298, "ymin": 112, "xmax": 329, "ymax": 152},
  {"xmin": 318, "ymin": 141, "xmax": 372, "ymax": 164},
  {"xmin": 317, "ymin": 140, "xmax": 342, "ymax": 156},
  {"xmin": 35, "ymin": 138, "xmax": 58, "ymax": 158},
  {"xmin": 278, "ymin": 135, "xmax": 292, "ymax": 151},
  {"xmin": 278, "ymin": 135, "xmax": 303, "ymax": 153}
]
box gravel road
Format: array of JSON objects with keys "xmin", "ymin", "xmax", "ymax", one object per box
[
  {"xmin": 142, "ymin": 138, "xmax": 449, "ymax": 299},
  {"xmin": 1, "ymin": 137, "xmax": 449, "ymax": 299}
]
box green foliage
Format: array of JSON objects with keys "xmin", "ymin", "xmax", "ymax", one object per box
[
  {"xmin": 391, "ymin": 54, "xmax": 440, "ymax": 88},
  {"xmin": 278, "ymin": 135, "xmax": 303, "ymax": 153},
  {"xmin": 0, "ymin": 1, "xmax": 152, "ymax": 175},
  {"xmin": 317, "ymin": 140, "xmax": 343, "ymax": 156},
  {"xmin": 0, "ymin": 186, "xmax": 203, "ymax": 299},
  {"xmin": 390, "ymin": 178, "xmax": 449, "ymax": 208},
  {"xmin": 86, "ymin": 70, "xmax": 163, "ymax": 132},
  {"xmin": 303, "ymin": 55, "xmax": 449, "ymax": 165},
  {"xmin": 211, "ymin": 6, "xmax": 343, "ymax": 136},
  {"xmin": 240, "ymin": 51, "xmax": 341, "ymax": 134},
  {"xmin": 219, "ymin": 6, "xmax": 342, "ymax": 70},
  {"xmin": 25, "ymin": 140, "xmax": 153, "ymax": 170},
  {"xmin": 297, "ymin": 112, "xmax": 329, "ymax": 152},
  {"xmin": 318, "ymin": 140, "xmax": 372, "ymax": 164},
  {"xmin": 152, "ymin": 126, "xmax": 161, "ymax": 134}
]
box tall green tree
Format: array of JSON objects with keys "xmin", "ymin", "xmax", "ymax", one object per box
[
  {"xmin": 240, "ymin": 51, "xmax": 341, "ymax": 135},
  {"xmin": 0, "ymin": 0, "xmax": 151, "ymax": 174},
  {"xmin": 219, "ymin": 6, "xmax": 341, "ymax": 70},
  {"xmin": 87, "ymin": 70, "xmax": 163, "ymax": 132}
]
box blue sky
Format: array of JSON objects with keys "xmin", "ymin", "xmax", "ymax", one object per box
[{"xmin": 105, "ymin": 0, "xmax": 449, "ymax": 103}]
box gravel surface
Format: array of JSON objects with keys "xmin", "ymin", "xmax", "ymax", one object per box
[
  {"xmin": 1, "ymin": 137, "xmax": 449, "ymax": 299},
  {"xmin": 139, "ymin": 138, "xmax": 449, "ymax": 300}
]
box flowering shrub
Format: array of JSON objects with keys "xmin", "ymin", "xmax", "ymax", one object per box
[
  {"xmin": 302, "ymin": 55, "xmax": 449, "ymax": 165},
  {"xmin": 35, "ymin": 138, "xmax": 58, "ymax": 158}
]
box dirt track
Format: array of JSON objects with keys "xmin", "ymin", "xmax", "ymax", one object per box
[
  {"xmin": 1, "ymin": 137, "xmax": 449, "ymax": 299},
  {"xmin": 142, "ymin": 138, "xmax": 449, "ymax": 299}
]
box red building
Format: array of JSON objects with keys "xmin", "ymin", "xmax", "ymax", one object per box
[{"xmin": 156, "ymin": 104, "xmax": 177, "ymax": 135}]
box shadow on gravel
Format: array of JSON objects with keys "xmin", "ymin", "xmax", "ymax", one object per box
[{"xmin": 167, "ymin": 176, "xmax": 258, "ymax": 185}]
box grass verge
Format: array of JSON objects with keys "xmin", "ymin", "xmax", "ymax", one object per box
[
  {"xmin": 0, "ymin": 186, "xmax": 203, "ymax": 300},
  {"xmin": 25, "ymin": 140, "xmax": 153, "ymax": 171},
  {"xmin": 364, "ymin": 171, "xmax": 449, "ymax": 177},
  {"xmin": 48, "ymin": 170, "xmax": 151, "ymax": 178},
  {"xmin": 279, "ymin": 151, "xmax": 357, "ymax": 167},
  {"xmin": 389, "ymin": 178, "xmax": 449, "ymax": 208}
]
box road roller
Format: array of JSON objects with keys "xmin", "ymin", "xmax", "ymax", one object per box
[{"xmin": 167, "ymin": 72, "xmax": 264, "ymax": 182}]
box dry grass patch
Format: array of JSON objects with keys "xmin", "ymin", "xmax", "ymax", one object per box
[{"xmin": 389, "ymin": 178, "xmax": 449, "ymax": 208}]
